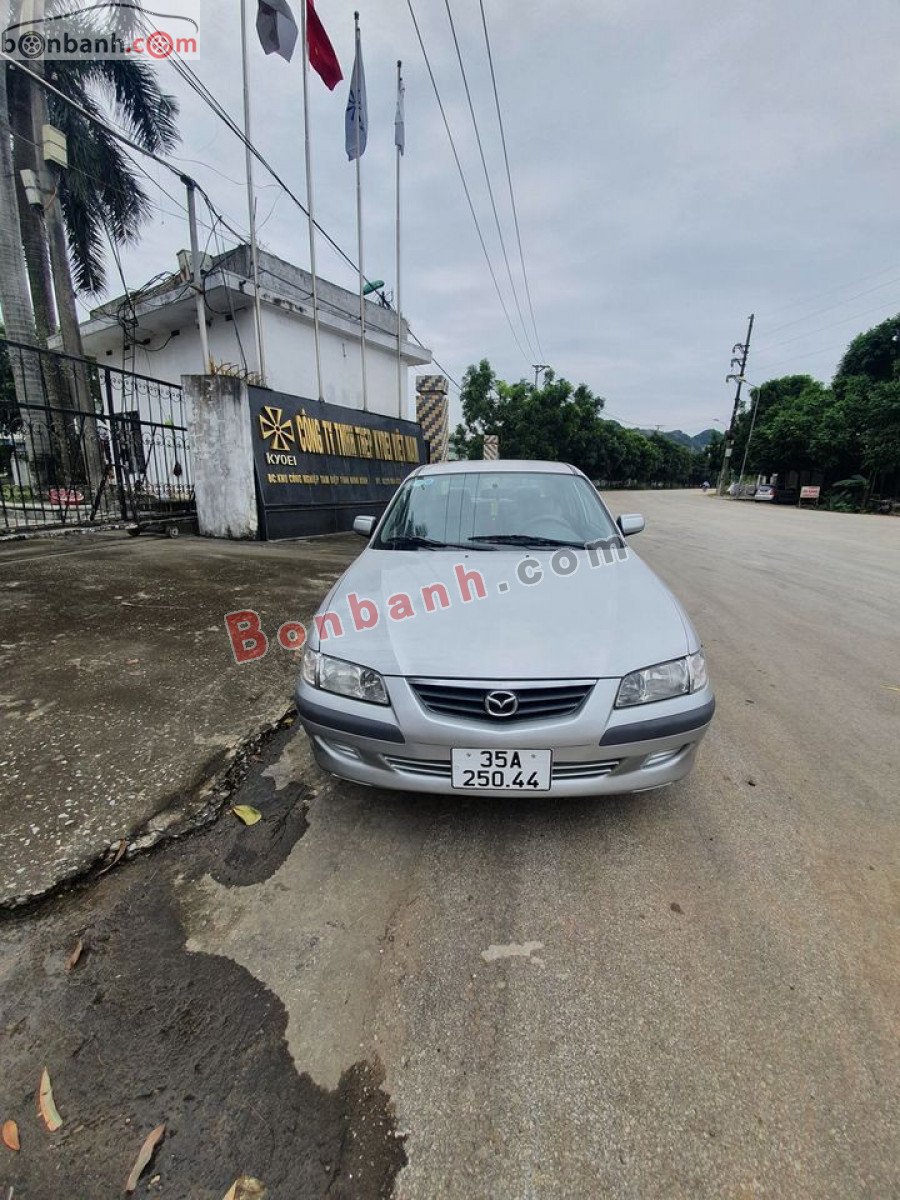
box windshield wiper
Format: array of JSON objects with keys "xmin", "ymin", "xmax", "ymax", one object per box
[
  {"xmin": 467, "ymin": 534, "xmax": 589, "ymax": 549},
  {"xmin": 380, "ymin": 535, "xmax": 496, "ymax": 551}
]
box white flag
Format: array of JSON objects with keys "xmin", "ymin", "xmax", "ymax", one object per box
[
  {"xmin": 345, "ymin": 33, "xmax": 367, "ymax": 160},
  {"xmin": 395, "ymin": 75, "xmax": 405, "ymax": 155}
]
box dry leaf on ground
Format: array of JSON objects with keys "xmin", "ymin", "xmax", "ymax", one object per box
[
  {"xmin": 232, "ymin": 805, "xmax": 262, "ymax": 826},
  {"xmin": 1, "ymin": 1120, "xmax": 20, "ymax": 1151},
  {"xmin": 65, "ymin": 938, "xmax": 84, "ymax": 971},
  {"xmin": 222, "ymin": 1178, "xmax": 266, "ymax": 1200},
  {"xmin": 37, "ymin": 1070, "xmax": 62, "ymax": 1132},
  {"xmin": 98, "ymin": 839, "xmax": 127, "ymax": 875},
  {"xmin": 124, "ymin": 1123, "xmax": 166, "ymax": 1194}
]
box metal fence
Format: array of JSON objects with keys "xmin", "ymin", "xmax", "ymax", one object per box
[{"xmin": 0, "ymin": 338, "xmax": 194, "ymax": 534}]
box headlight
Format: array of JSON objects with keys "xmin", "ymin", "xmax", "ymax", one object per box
[
  {"xmin": 301, "ymin": 648, "xmax": 389, "ymax": 706},
  {"xmin": 615, "ymin": 650, "xmax": 708, "ymax": 708}
]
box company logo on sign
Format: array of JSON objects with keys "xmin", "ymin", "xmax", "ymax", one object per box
[{"xmin": 259, "ymin": 406, "xmax": 296, "ymax": 453}]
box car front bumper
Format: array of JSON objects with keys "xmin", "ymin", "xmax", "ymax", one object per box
[{"xmin": 295, "ymin": 675, "xmax": 715, "ymax": 797}]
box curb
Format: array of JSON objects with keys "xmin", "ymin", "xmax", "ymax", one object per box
[{"xmin": 0, "ymin": 706, "xmax": 297, "ymax": 915}]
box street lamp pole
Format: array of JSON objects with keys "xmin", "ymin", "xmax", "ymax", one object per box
[{"xmin": 736, "ymin": 377, "xmax": 763, "ymax": 484}]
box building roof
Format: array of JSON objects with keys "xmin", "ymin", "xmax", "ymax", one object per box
[{"xmin": 75, "ymin": 244, "xmax": 430, "ymax": 366}]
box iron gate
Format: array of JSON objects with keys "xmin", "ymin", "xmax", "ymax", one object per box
[{"xmin": 0, "ymin": 338, "xmax": 194, "ymax": 534}]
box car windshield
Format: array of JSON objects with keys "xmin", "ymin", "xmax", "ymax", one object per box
[{"xmin": 373, "ymin": 470, "xmax": 620, "ymax": 550}]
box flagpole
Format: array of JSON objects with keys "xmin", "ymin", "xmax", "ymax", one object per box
[
  {"xmin": 395, "ymin": 59, "xmax": 403, "ymax": 419},
  {"xmin": 300, "ymin": 0, "xmax": 325, "ymax": 400},
  {"xmin": 353, "ymin": 11, "xmax": 368, "ymax": 412},
  {"xmin": 240, "ymin": 0, "xmax": 267, "ymax": 383}
]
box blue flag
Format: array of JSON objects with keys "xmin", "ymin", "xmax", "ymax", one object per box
[{"xmin": 345, "ymin": 32, "xmax": 367, "ymax": 160}]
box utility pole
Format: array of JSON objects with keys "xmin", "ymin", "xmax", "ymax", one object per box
[
  {"xmin": 183, "ymin": 177, "xmax": 211, "ymax": 372},
  {"xmin": 532, "ymin": 363, "xmax": 550, "ymax": 388},
  {"xmin": 716, "ymin": 313, "xmax": 754, "ymax": 496}
]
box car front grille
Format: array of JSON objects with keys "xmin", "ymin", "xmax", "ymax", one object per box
[
  {"xmin": 551, "ymin": 759, "xmax": 620, "ymax": 780},
  {"xmin": 381, "ymin": 755, "xmax": 621, "ymax": 781},
  {"xmin": 410, "ymin": 681, "xmax": 594, "ymax": 722},
  {"xmin": 382, "ymin": 755, "xmax": 451, "ymax": 778}
]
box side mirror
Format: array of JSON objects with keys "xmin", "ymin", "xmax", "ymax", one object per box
[
  {"xmin": 617, "ymin": 513, "xmax": 645, "ymax": 537},
  {"xmin": 353, "ymin": 515, "xmax": 376, "ymax": 537}
]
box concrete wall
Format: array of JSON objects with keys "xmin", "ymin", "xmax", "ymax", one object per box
[
  {"xmin": 90, "ymin": 304, "xmax": 421, "ymax": 424},
  {"xmin": 184, "ymin": 375, "xmax": 258, "ymax": 540},
  {"xmin": 108, "ymin": 314, "xmax": 252, "ymax": 384},
  {"xmin": 260, "ymin": 305, "xmax": 410, "ymax": 419}
]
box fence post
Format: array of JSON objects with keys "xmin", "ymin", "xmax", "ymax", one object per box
[
  {"xmin": 104, "ymin": 367, "xmax": 130, "ymax": 523},
  {"xmin": 184, "ymin": 374, "xmax": 258, "ymax": 539}
]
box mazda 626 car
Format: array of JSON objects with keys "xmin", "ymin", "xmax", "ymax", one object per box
[{"xmin": 296, "ymin": 460, "xmax": 714, "ymax": 797}]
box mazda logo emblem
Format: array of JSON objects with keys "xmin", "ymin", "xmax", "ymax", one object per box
[{"xmin": 484, "ymin": 690, "xmax": 519, "ymax": 718}]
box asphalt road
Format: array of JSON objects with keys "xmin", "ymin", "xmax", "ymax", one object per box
[
  {"xmin": 188, "ymin": 491, "xmax": 899, "ymax": 1198},
  {"xmin": 2, "ymin": 491, "xmax": 897, "ymax": 1199}
]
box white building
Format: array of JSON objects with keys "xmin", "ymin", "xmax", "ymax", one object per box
[{"xmin": 76, "ymin": 245, "xmax": 431, "ymax": 419}]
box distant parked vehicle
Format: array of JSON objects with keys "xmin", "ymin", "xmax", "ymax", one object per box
[
  {"xmin": 754, "ymin": 484, "xmax": 799, "ymax": 504},
  {"xmin": 729, "ymin": 482, "xmax": 757, "ymax": 499}
]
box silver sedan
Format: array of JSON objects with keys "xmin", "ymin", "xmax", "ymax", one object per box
[{"xmin": 296, "ymin": 461, "xmax": 714, "ymax": 797}]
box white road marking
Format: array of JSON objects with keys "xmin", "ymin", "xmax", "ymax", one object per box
[{"xmin": 481, "ymin": 940, "xmax": 544, "ymax": 963}]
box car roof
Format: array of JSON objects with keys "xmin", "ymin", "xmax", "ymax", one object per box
[{"xmin": 412, "ymin": 459, "xmax": 578, "ymax": 477}]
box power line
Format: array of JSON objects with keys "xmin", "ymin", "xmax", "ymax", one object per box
[
  {"xmin": 443, "ymin": 0, "xmax": 535, "ymax": 359},
  {"xmin": 405, "ymin": 0, "xmax": 530, "ymax": 366},
  {"xmin": 478, "ymin": 0, "xmax": 544, "ymax": 361},
  {"xmin": 755, "ymin": 299, "xmax": 899, "ymax": 353},
  {"xmin": 124, "ymin": 16, "xmax": 376, "ymax": 286},
  {"xmin": 603, "ymin": 408, "xmax": 668, "ymax": 429},
  {"xmin": 5, "ymin": 50, "xmax": 456, "ymax": 395},
  {"xmin": 128, "ymin": 20, "xmax": 457, "ymax": 387},
  {"xmin": 12, "ymin": 124, "xmax": 210, "ymax": 232},
  {"xmin": 761, "ymin": 275, "xmax": 900, "ymax": 337},
  {"xmin": 760, "ymin": 261, "xmax": 900, "ymax": 321},
  {"xmin": 752, "ymin": 340, "xmax": 863, "ymax": 376}
]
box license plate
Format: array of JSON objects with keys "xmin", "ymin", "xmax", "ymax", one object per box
[{"xmin": 451, "ymin": 748, "xmax": 552, "ymax": 791}]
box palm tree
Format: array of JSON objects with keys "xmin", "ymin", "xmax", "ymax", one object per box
[
  {"xmin": 43, "ymin": 54, "xmax": 179, "ymax": 296},
  {"xmin": 0, "ymin": 64, "xmax": 50, "ymax": 478},
  {"xmin": 0, "ymin": 73, "xmax": 38, "ymax": 352},
  {"xmin": 7, "ymin": 16, "xmax": 179, "ymax": 319},
  {"xmin": 3, "ymin": 0, "xmax": 179, "ymax": 485}
]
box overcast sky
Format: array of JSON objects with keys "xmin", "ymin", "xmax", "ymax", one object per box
[{"xmin": 106, "ymin": 0, "xmax": 900, "ymax": 432}]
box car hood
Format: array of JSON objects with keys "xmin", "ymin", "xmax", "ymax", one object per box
[{"xmin": 310, "ymin": 547, "xmax": 694, "ymax": 680}]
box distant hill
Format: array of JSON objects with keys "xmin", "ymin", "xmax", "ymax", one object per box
[{"xmin": 636, "ymin": 428, "xmax": 717, "ymax": 450}]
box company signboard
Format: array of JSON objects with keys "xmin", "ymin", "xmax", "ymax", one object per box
[
  {"xmin": 249, "ymin": 387, "xmax": 427, "ymax": 539},
  {"xmin": 799, "ymin": 485, "xmax": 821, "ymax": 500}
]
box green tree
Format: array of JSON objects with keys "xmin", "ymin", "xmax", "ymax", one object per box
[
  {"xmin": 7, "ymin": 3, "xmax": 180, "ymax": 303},
  {"xmin": 451, "ymin": 363, "xmax": 607, "ymax": 475},
  {"xmin": 453, "ymin": 359, "xmax": 723, "ymax": 487},
  {"xmin": 692, "ymin": 430, "xmax": 724, "ymax": 482},
  {"xmin": 648, "ymin": 432, "xmax": 692, "ymax": 485},
  {"xmin": 831, "ymin": 314, "xmax": 900, "ymax": 492},
  {"xmin": 834, "ymin": 313, "xmax": 900, "ymax": 386}
]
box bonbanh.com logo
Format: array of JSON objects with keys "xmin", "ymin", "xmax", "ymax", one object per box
[{"xmin": 2, "ymin": 2, "xmax": 199, "ymax": 61}]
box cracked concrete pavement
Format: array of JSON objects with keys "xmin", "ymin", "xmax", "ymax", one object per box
[{"xmin": 0, "ymin": 530, "xmax": 359, "ymax": 906}]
